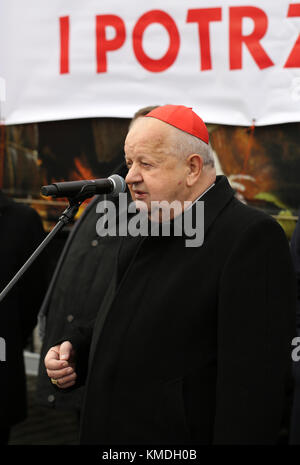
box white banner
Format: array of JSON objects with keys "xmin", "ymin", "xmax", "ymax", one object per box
[{"xmin": 0, "ymin": 0, "xmax": 300, "ymax": 126}]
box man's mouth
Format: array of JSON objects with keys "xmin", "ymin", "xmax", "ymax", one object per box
[{"xmin": 133, "ymin": 190, "xmax": 148, "ymax": 199}]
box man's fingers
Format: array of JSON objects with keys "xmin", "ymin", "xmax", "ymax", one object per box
[
  {"xmin": 59, "ymin": 341, "xmax": 73, "ymax": 361},
  {"xmin": 45, "ymin": 357, "xmax": 68, "ymax": 371},
  {"xmin": 44, "ymin": 342, "xmax": 77, "ymax": 388},
  {"xmin": 57, "ymin": 380, "xmax": 76, "ymax": 389},
  {"xmin": 47, "ymin": 365, "xmax": 74, "ymax": 379},
  {"xmin": 57, "ymin": 372, "xmax": 77, "ymax": 385},
  {"xmin": 55, "ymin": 372, "xmax": 77, "ymax": 389},
  {"xmin": 44, "ymin": 346, "xmax": 60, "ymax": 364}
]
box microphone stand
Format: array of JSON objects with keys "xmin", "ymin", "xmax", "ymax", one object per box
[{"xmin": 0, "ymin": 185, "xmax": 96, "ymax": 304}]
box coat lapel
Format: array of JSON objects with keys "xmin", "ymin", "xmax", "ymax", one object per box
[{"xmin": 201, "ymin": 175, "xmax": 235, "ymax": 236}]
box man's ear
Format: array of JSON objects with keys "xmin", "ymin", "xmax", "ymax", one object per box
[{"xmin": 186, "ymin": 154, "xmax": 203, "ymax": 187}]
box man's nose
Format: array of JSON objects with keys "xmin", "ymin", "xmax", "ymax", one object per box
[{"xmin": 125, "ymin": 164, "xmax": 143, "ymax": 185}]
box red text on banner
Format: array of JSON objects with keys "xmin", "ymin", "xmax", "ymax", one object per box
[
  {"xmin": 187, "ymin": 8, "xmax": 222, "ymax": 71},
  {"xmin": 133, "ymin": 10, "xmax": 180, "ymax": 72},
  {"xmin": 60, "ymin": 16, "xmax": 70, "ymax": 74},
  {"xmin": 59, "ymin": 6, "xmax": 300, "ymax": 75},
  {"xmin": 284, "ymin": 3, "xmax": 300, "ymax": 68},
  {"xmin": 229, "ymin": 6, "xmax": 274, "ymax": 70},
  {"xmin": 96, "ymin": 15, "xmax": 126, "ymax": 73}
]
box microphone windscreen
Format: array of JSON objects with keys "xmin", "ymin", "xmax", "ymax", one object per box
[{"xmin": 109, "ymin": 174, "xmax": 126, "ymax": 196}]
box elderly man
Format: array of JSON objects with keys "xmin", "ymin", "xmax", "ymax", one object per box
[{"xmin": 44, "ymin": 105, "xmax": 295, "ymax": 444}]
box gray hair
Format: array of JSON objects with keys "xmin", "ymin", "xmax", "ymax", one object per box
[{"xmin": 168, "ymin": 125, "xmax": 215, "ymax": 167}]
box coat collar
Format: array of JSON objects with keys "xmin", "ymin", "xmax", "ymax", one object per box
[{"xmin": 197, "ymin": 175, "xmax": 235, "ymax": 236}]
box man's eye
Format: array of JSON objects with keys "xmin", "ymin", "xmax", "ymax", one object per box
[{"xmin": 141, "ymin": 162, "xmax": 151, "ymax": 167}]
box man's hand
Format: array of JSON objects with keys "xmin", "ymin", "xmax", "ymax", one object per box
[{"xmin": 44, "ymin": 341, "xmax": 77, "ymax": 389}]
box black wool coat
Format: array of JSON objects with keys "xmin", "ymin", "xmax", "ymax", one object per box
[
  {"xmin": 0, "ymin": 192, "xmax": 46, "ymax": 426},
  {"xmin": 59, "ymin": 176, "xmax": 296, "ymax": 444}
]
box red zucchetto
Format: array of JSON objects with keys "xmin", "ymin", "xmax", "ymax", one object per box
[{"xmin": 145, "ymin": 104, "xmax": 209, "ymax": 144}]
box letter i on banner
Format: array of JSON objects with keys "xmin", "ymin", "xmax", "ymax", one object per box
[{"xmin": 60, "ymin": 16, "xmax": 70, "ymax": 74}]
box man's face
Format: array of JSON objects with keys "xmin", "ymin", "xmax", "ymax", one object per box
[{"xmin": 124, "ymin": 118, "xmax": 189, "ymax": 218}]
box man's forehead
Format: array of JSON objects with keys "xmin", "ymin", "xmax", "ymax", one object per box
[
  {"xmin": 124, "ymin": 137, "xmax": 167, "ymax": 159},
  {"xmin": 125, "ymin": 117, "xmax": 173, "ymax": 149}
]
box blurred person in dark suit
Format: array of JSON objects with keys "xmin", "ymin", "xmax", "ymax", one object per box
[{"xmin": 0, "ymin": 190, "xmax": 46, "ymax": 444}]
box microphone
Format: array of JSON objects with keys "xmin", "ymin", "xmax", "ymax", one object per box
[{"xmin": 41, "ymin": 174, "xmax": 126, "ymax": 198}]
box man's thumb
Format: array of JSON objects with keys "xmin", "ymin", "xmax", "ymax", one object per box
[{"xmin": 59, "ymin": 341, "xmax": 72, "ymax": 361}]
